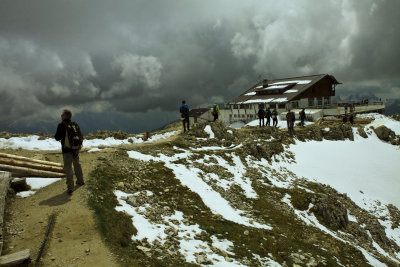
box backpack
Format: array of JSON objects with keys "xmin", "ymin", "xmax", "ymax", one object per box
[
  {"xmin": 64, "ymin": 122, "xmax": 83, "ymax": 150},
  {"xmin": 181, "ymin": 105, "xmax": 189, "ymax": 117},
  {"xmin": 212, "ymin": 105, "xmax": 218, "ymax": 115}
]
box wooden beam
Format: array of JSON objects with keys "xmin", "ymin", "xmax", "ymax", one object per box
[
  {"xmin": 0, "ymin": 165, "xmax": 65, "ymax": 178},
  {"xmin": 0, "ymin": 153, "xmax": 62, "ymax": 168},
  {"xmin": 0, "ymin": 172, "xmax": 11, "ymax": 255},
  {"xmin": 0, "ymin": 158, "xmax": 64, "ymax": 174},
  {"xmin": 0, "ymin": 249, "xmax": 30, "ymax": 266}
]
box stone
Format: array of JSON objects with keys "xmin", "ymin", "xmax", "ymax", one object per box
[
  {"xmin": 243, "ymin": 230, "xmax": 249, "ymax": 236},
  {"xmin": 196, "ymin": 254, "xmax": 211, "ymax": 265},
  {"xmin": 117, "ymin": 182, "xmax": 125, "ymax": 189},
  {"xmin": 137, "ymin": 246, "xmax": 151, "ymax": 253}
]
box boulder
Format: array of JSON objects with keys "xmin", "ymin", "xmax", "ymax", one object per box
[
  {"xmin": 311, "ymin": 193, "xmax": 348, "ymax": 230},
  {"xmin": 373, "ymin": 126, "xmax": 396, "ymax": 143}
]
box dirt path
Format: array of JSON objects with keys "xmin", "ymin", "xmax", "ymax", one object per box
[
  {"xmin": 1, "ymin": 131, "xmax": 181, "ymax": 266},
  {"xmin": 2, "ymin": 149, "xmax": 119, "ymax": 267}
]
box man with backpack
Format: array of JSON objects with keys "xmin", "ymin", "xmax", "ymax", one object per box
[
  {"xmin": 299, "ymin": 108, "xmax": 306, "ymax": 127},
  {"xmin": 266, "ymin": 107, "xmax": 272, "ymax": 126},
  {"xmin": 286, "ymin": 109, "xmax": 296, "ymax": 134},
  {"xmin": 258, "ymin": 105, "xmax": 266, "ymax": 127},
  {"xmin": 212, "ymin": 104, "xmax": 220, "ymax": 122},
  {"xmin": 180, "ymin": 100, "xmax": 190, "ymax": 132},
  {"xmin": 55, "ymin": 109, "xmax": 84, "ymax": 195},
  {"xmin": 272, "ymin": 108, "xmax": 278, "ymax": 128}
]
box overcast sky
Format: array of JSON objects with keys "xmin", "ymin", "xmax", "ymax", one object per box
[{"xmin": 0, "ymin": 0, "xmax": 399, "ymax": 132}]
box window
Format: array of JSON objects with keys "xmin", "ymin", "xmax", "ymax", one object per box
[
  {"xmin": 278, "ymin": 104, "xmax": 285, "ymax": 109},
  {"xmin": 317, "ymin": 97, "xmax": 322, "ymax": 106},
  {"xmin": 291, "ymin": 101, "xmax": 298, "ymax": 109},
  {"xmin": 229, "ymin": 114, "xmax": 232, "ymax": 118},
  {"xmin": 242, "ymin": 114, "xmax": 245, "ymax": 118},
  {"xmin": 308, "ymin": 98, "xmax": 314, "ymax": 106},
  {"xmin": 234, "ymin": 105, "xmax": 238, "ymax": 109},
  {"xmin": 324, "ymin": 97, "xmax": 331, "ymax": 105},
  {"xmin": 270, "ymin": 103, "xmax": 276, "ymax": 109},
  {"xmin": 234, "ymin": 114, "xmax": 237, "ymax": 118},
  {"xmin": 240, "ymin": 104, "xmax": 245, "ymax": 109}
]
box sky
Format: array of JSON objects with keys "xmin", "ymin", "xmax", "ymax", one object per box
[{"xmin": 0, "ymin": 0, "xmax": 399, "ymax": 133}]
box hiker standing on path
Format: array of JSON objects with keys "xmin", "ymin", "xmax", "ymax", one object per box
[
  {"xmin": 286, "ymin": 109, "xmax": 295, "ymax": 134},
  {"xmin": 299, "ymin": 108, "xmax": 306, "ymax": 127},
  {"xmin": 272, "ymin": 108, "xmax": 278, "ymax": 128},
  {"xmin": 258, "ymin": 105, "xmax": 266, "ymax": 127},
  {"xmin": 180, "ymin": 100, "xmax": 190, "ymax": 132},
  {"xmin": 266, "ymin": 107, "xmax": 272, "ymax": 126},
  {"xmin": 212, "ymin": 104, "xmax": 220, "ymax": 122},
  {"xmin": 55, "ymin": 109, "xmax": 84, "ymax": 195}
]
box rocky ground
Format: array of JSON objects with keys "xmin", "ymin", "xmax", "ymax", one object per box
[{"xmin": 2, "ymin": 117, "xmax": 400, "ymax": 266}]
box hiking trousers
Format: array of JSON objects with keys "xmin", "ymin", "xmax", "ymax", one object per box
[
  {"xmin": 273, "ymin": 118, "xmax": 278, "ymax": 127},
  {"xmin": 266, "ymin": 117, "xmax": 271, "ymax": 126},
  {"xmin": 259, "ymin": 118, "xmax": 264, "ymax": 127},
  {"xmin": 63, "ymin": 152, "xmax": 84, "ymax": 191},
  {"xmin": 182, "ymin": 116, "xmax": 190, "ymax": 132}
]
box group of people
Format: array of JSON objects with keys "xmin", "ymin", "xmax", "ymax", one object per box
[
  {"xmin": 258, "ymin": 106, "xmax": 306, "ymax": 133},
  {"xmin": 179, "ymin": 100, "xmax": 220, "ymax": 132},
  {"xmin": 257, "ymin": 106, "xmax": 278, "ymax": 128}
]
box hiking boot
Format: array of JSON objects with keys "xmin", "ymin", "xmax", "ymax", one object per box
[
  {"xmin": 76, "ymin": 182, "xmax": 85, "ymax": 186},
  {"xmin": 67, "ymin": 189, "xmax": 73, "ymax": 195}
]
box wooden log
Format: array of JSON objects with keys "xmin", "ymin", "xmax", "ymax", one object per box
[
  {"xmin": 0, "ymin": 172, "xmax": 11, "ymax": 255},
  {"xmin": 0, "ymin": 153, "xmax": 62, "ymax": 168},
  {"xmin": 0, "ymin": 249, "xmax": 30, "ymax": 266},
  {"xmin": 0, "ymin": 165, "xmax": 65, "ymax": 178},
  {"xmin": 0, "ymin": 158, "xmax": 64, "ymax": 174}
]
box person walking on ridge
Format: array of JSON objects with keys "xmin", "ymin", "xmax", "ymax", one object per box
[
  {"xmin": 55, "ymin": 109, "xmax": 84, "ymax": 195},
  {"xmin": 286, "ymin": 109, "xmax": 295, "ymax": 134},
  {"xmin": 212, "ymin": 104, "xmax": 220, "ymax": 122},
  {"xmin": 258, "ymin": 105, "xmax": 266, "ymax": 127},
  {"xmin": 180, "ymin": 100, "xmax": 190, "ymax": 132},
  {"xmin": 266, "ymin": 107, "xmax": 272, "ymax": 126},
  {"xmin": 299, "ymin": 108, "xmax": 306, "ymax": 127},
  {"xmin": 272, "ymin": 108, "xmax": 278, "ymax": 128}
]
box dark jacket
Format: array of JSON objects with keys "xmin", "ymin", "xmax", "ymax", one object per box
[
  {"xmin": 258, "ymin": 108, "xmax": 266, "ymax": 119},
  {"xmin": 55, "ymin": 119, "xmax": 82, "ymax": 154},
  {"xmin": 299, "ymin": 110, "xmax": 306, "ymax": 120},
  {"xmin": 286, "ymin": 112, "xmax": 295, "ymax": 122},
  {"xmin": 180, "ymin": 104, "xmax": 190, "ymax": 118}
]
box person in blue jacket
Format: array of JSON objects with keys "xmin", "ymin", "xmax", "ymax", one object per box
[{"xmin": 180, "ymin": 100, "xmax": 190, "ymax": 132}]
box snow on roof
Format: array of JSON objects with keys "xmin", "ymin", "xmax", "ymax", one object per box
[
  {"xmin": 244, "ymin": 92, "xmax": 256, "ymax": 96},
  {"xmin": 262, "ymin": 85, "xmax": 288, "ymax": 90},
  {"xmin": 243, "ymin": 98, "xmax": 274, "ymax": 104},
  {"xmin": 270, "ymin": 80, "xmax": 312, "ymax": 85},
  {"xmin": 272, "ymin": 97, "xmax": 287, "ymax": 103},
  {"xmin": 284, "ymin": 89, "xmax": 298, "ymax": 93},
  {"xmin": 255, "ymin": 85, "xmax": 263, "ymax": 88}
]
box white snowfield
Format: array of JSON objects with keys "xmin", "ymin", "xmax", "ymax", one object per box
[
  {"xmin": 115, "ymin": 190, "xmax": 246, "ymax": 266},
  {"xmin": 0, "ymin": 131, "xmax": 177, "ymax": 151}
]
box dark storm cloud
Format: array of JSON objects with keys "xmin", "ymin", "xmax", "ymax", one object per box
[{"xmin": 0, "ymin": 0, "xmax": 399, "ymax": 128}]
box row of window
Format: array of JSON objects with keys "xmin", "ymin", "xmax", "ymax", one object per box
[
  {"xmin": 308, "ymin": 97, "xmax": 331, "ymax": 106},
  {"xmin": 229, "ymin": 114, "xmax": 256, "ymax": 118}
]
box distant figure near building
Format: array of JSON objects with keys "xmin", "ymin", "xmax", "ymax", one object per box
[
  {"xmin": 258, "ymin": 105, "xmax": 266, "ymax": 127},
  {"xmin": 180, "ymin": 100, "xmax": 190, "ymax": 132},
  {"xmin": 286, "ymin": 109, "xmax": 295, "ymax": 134},
  {"xmin": 272, "ymin": 108, "xmax": 278, "ymax": 128},
  {"xmin": 212, "ymin": 104, "xmax": 220, "ymax": 122},
  {"xmin": 349, "ymin": 113, "xmax": 354, "ymax": 124},
  {"xmin": 55, "ymin": 109, "xmax": 84, "ymax": 195},
  {"xmin": 266, "ymin": 107, "xmax": 272, "ymax": 126},
  {"xmin": 299, "ymin": 108, "xmax": 306, "ymax": 127}
]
